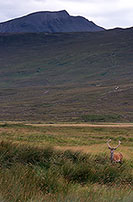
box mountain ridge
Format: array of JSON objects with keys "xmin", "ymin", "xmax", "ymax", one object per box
[{"xmin": 0, "ymin": 10, "xmax": 104, "ymax": 33}]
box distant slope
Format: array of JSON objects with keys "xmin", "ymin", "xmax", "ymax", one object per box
[
  {"xmin": 0, "ymin": 28, "xmax": 133, "ymax": 122},
  {"xmin": 0, "ymin": 10, "xmax": 104, "ymax": 33}
]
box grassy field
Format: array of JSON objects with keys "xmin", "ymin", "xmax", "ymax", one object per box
[{"xmin": 0, "ymin": 123, "xmax": 132, "ymax": 201}]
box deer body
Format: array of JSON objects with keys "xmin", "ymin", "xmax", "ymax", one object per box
[
  {"xmin": 113, "ymin": 152, "xmax": 123, "ymax": 162},
  {"xmin": 107, "ymin": 140, "xmax": 123, "ymax": 163}
]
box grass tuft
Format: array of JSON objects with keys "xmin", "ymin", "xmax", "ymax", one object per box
[{"xmin": 0, "ymin": 141, "xmax": 132, "ymax": 201}]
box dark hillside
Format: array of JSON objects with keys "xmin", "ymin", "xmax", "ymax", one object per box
[
  {"xmin": 0, "ymin": 28, "xmax": 133, "ymax": 122},
  {"xmin": 0, "ymin": 10, "xmax": 104, "ymax": 33}
]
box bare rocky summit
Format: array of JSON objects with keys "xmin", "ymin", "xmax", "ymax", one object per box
[{"xmin": 0, "ymin": 10, "xmax": 104, "ymax": 33}]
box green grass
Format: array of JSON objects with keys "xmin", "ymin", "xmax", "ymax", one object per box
[
  {"xmin": 0, "ymin": 140, "xmax": 132, "ymax": 202},
  {"xmin": 0, "ymin": 124, "xmax": 132, "ymax": 201},
  {"xmin": 0, "ymin": 123, "xmax": 133, "ymax": 147}
]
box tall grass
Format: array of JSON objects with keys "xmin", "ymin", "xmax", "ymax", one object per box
[{"xmin": 0, "ymin": 141, "xmax": 132, "ymax": 201}]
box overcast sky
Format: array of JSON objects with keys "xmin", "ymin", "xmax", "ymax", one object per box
[{"xmin": 0, "ymin": 0, "xmax": 133, "ymax": 29}]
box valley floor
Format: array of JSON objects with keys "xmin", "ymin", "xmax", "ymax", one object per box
[
  {"xmin": 0, "ymin": 122, "xmax": 132, "ymax": 201},
  {"xmin": 26, "ymin": 122, "xmax": 133, "ymax": 127}
]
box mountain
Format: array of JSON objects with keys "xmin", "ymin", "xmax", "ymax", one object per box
[
  {"xmin": 0, "ymin": 10, "xmax": 104, "ymax": 33},
  {"xmin": 0, "ymin": 28, "xmax": 133, "ymax": 122}
]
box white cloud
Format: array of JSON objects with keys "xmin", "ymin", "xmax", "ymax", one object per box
[{"xmin": 0, "ymin": 0, "xmax": 132, "ymax": 28}]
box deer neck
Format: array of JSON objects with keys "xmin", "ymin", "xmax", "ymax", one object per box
[{"xmin": 110, "ymin": 149, "xmax": 114, "ymax": 162}]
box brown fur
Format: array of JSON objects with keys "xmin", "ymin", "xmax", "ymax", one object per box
[{"xmin": 113, "ymin": 152, "xmax": 123, "ymax": 163}]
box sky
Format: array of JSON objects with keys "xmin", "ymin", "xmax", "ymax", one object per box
[{"xmin": 0, "ymin": 0, "xmax": 133, "ymax": 29}]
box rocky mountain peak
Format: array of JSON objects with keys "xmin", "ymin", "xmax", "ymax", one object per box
[{"xmin": 0, "ymin": 10, "xmax": 105, "ymax": 33}]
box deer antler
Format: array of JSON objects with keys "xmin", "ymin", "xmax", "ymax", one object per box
[
  {"xmin": 107, "ymin": 139, "xmax": 112, "ymax": 149},
  {"xmin": 114, "ymin": 140, "xmax": 121, "ymax": 150}
]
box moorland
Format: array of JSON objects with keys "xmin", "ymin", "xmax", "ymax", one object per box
[{"xmin": 0, "ymin": 28, "xmax": 133, "ymax": 122}]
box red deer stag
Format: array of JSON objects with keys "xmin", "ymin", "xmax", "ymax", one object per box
[{"xmin": 107, "ymin": 139, "xmax": 123, "ymax": 163}]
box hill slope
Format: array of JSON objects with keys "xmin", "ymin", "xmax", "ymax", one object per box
[
  {"xmin": 0, "ymin": 10, "xmax": 104, "ymax": 33},
  {"xmin": 0, "ymin": 28, "xmax": 133, "ymax": 122}
]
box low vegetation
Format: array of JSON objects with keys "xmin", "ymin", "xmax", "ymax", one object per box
[
  {"xmin": 0, "ymin": 141, "xmax": 132, "ymax": 202},
  {"xmin": 0, "ymin": 123, "xmax": 132, "ymax": 201},
  {"xmin": 0, "ymin": 30, "xmax": 133, "ymax": 122},
  {"xmin": 81, "ymin": 114, "xmax": 122, "ymax": 122}
]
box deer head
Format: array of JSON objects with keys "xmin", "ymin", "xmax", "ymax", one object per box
[{"xmin": 107, "ymin": 139, "xmax": 123, "ymax": 163}]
